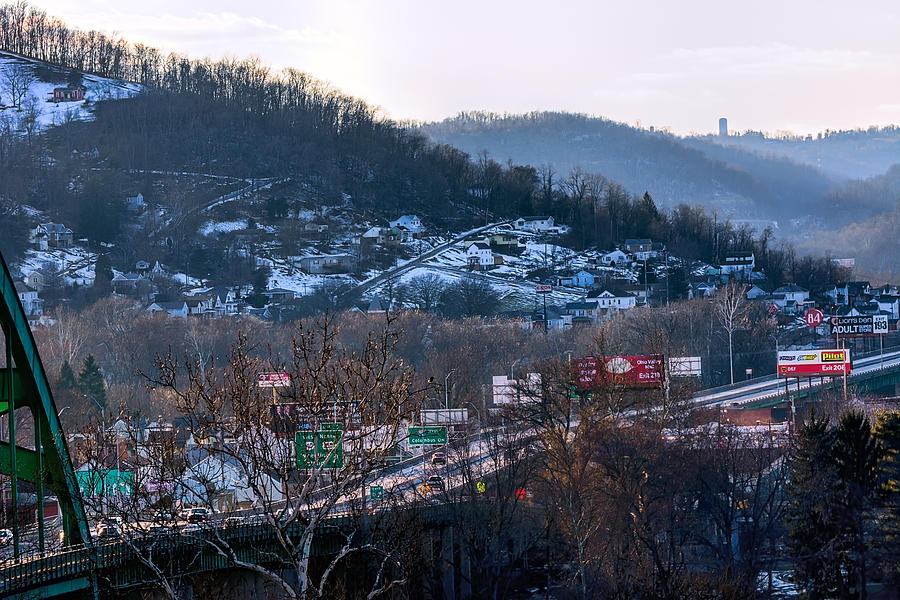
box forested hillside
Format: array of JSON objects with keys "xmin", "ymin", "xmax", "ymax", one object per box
[
  {"xmin": 693, "ymin": 127, "xmax": 900, "ymax": 180},
  {"xmin": 420, "ymin": 111, "xmax": 844, "ymax": 221}
]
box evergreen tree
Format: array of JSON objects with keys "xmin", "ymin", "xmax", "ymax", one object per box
[
  {"xmin": 59, "ymin": 360, "xmax": 78, "ymax": 391},
  {"xmin": 77, "ymin": 354, "xmax": 107, "ymax": 413},
  {"xmin": 785, "ymin": 415, "xmax": 843, "ymax": 600},
  {"xmin": 786, "ymin": 412, "xmax": 885, "ymax": 600},
  {"xmin": 874, "ymin": 411, "xmax": 900, "ymax": 591}
]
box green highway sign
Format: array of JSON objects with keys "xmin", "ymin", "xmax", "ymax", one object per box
[
  {"xmin": 408, "ymin": 426, "xmax": 447, "ymax": 445},
  {"xmin": 370, "ymin": 485, "xmax": 384, "ymax": 500},
  {"xmin": 76, "ymin": 469, "xmax": 133, "ymax": 497},
  {"xmin": 295, "ymin": 424, "xmax": 344, "ymax": 469}
]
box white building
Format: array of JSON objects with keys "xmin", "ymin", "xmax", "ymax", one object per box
[
  {"xmin": 589, "ymin": 289, "xmax": 637, "ymax": 311},
  {"xmin": 721, "ymin": 251, "xmax": 755, "ymax": 277},
  {"xmin": 492, "ymin": 373, "xmax": 542, "ymax": 405},
  {"xmin": 600, "ymin": 249, "xmax": 629, "ymax": 266},
  {"xmin": 513, "ymin": 216, "xmax": 556, "ymax": 233},
  {"xmin": 389, "ymin": 215, "xmax": 424, "ymax": 232},
  {"xmin": 15, "ymin": 282, "xmax": 43, "ymax": 317},
  {"xmin": 466, "ymin": 243, "xmax": 493, "ymax": 267}
]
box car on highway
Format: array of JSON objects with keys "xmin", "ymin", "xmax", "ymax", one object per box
[
  {"xmin": 180, "ymin": 523, "xmax": 202, "ymax": 534},
  {"xmin": 95, "ymin": 521, "xmax": 122, "ymax": 539},
  {"xmin": 430, "ymin": 451, "xmax": 446, "ymax": 466},
  {"xmin": 223, "ymin": 516, "xmax": 244, "ymax": 529},
  {"xmin": 0, "ymin": 529, "xmax": 12, "ymax": 546},
  {"xmin": 426, "ymin": 475, "xmax": 445, "ymax": 490},
  {"xmin": 184, "ymin": 507, "xmax": 209, "ymax": 524}
]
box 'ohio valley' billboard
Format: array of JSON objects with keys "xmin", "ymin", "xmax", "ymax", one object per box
[{"xmin": 575, "ymin": 355, "xmax": 664, "ymax": 389}]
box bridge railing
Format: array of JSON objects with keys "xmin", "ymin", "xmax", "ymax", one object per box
[{"xmin": 0, "ymin": 545, "xmax": 92, "ymax": 594}]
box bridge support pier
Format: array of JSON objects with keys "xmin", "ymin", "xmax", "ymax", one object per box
[
  {"xmin": 458, "ymin": 537, "xmax": 472, "ymax": 600},
  {"xmin": 441, "ymin": 525, "xmax": 455, "ymax": 600}
]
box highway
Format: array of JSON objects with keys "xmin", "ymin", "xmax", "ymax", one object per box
[{"xmin": 692, "ymin": 348, "xmax": 900, "ymax": 408}]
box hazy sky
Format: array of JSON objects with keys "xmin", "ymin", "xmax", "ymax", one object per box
[{"xmin": 35, "ymin": 0, "xmax": 900, "ymax": 134}]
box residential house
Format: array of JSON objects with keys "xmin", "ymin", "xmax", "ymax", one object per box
[
  {"xmin": 826, "ymin": 281, "xmax": 871, "ymax": 306},
  {"xmin": 600, "ymin": 249, "xmax": 629, "ymax": 266},
  {"xmin": 487, "ymin": 233, "xmax": 526, "ymax": 254},
  {"xmin": 746, "ymin": 285, "xmax": 768, "ymax": 300},
  {"xmin": 720, "ymin": 251, "xmax": 755, "ymax": 278},
  {"xmin": 180, "ymin": 454, "xmax": 283, "ymax": 511},
  {"xmin": 25, "ymin": 270, "xmax": 46, "ymax": 291},
  {"xmin": 111, "ymin": 272, "xmax": 143, "ymax": 294},
  {"xmin": 207, "ymin": 286, "xmax": 240, "ymax": 315},
  {"xmin": 689, "ymin": 282, "xmax": 717, "ymax": 298},
  {"xmin": 874, "ymin": 295, "xmax": 900, "ymax": 320},
  {"xmin": 587, "ymin": 289, "xmax": 637, "ymax": 312},
  {"xmin": 531, "ymin": 308, "xmax": 572, "ymax": 331},
  {"xmin": 466, "ymin": 243, "xmax": 493, "ymax": 268},
  {"xmin": 565, "ymin": 300, "xmax": 599, "ymax": 324},
  {"xmin": 513, "ymin": 216, "xmax": 556, "ymax": 233},
  {"xmin": 366, "ymin": 297, "xmax": 389, "ymax": 314},
  {"xmin": 773, "ymin": 283, "xmax": 809, "ymax": 306},
  {"xmin": 389, "ymin": 215, "xmax": 424, "ymax": 233},
  {"xmin": 304, "ymin": 222, "xmax": 329, "ymax": 233},
  {"xmin": 135, "ymin": 260, "xmax": 151, "ymax": 275},
  {"xmin": 125, "ymin": 193, "xmax": 146, "ymax": 213},
  {"xmin": 624, "ymin": 239, "xmax": 655, "ymax": 261},
  {"xmin": 30, "ymin": 223, "xmax": 74, "ymax": 248},
  {"xmin": 51, "ymin": 86, "xmax": 85, "ymax": 102},
  {"xmin": 15, "ymin": 282, "xmax": 42, "ymax": 317},
  {"xmin": 147, "ymin": 301, "xmax": 189, "ymax": 318},
  {"xmin": 264, "ymin": 288, "xmax": 296, "ymax": 303},
  {"xmin": 299, "ymin": 254, "xmax": 354, "ymax": 274},
  {"xmin": 556, "ymin": 270, "xmax": 595, "ymax": 288}
]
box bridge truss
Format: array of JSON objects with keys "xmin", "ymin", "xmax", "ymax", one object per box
[{"xmin": 0, "ymin": 251, "xmax": 91, "ymax": 562}]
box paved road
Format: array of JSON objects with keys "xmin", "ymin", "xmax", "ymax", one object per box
[
  {"xmin": 340, "ymin": 220, "xmax": 513, "ymax": 300},
  {"xmin": 692, "ymin": 349, "xmax": 900, "ymax": 407}
]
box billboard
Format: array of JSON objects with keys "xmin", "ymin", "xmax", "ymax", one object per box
[
  {"xmin": 777, "ymin": 349, "xmax": 851, "ymax": 377},
  {"xmin": 669, "ymin": 356, "xmax": 702, "ymax": 377},
  {"xmin": 829, "ymin": 315, "xmax": 889, "ymax": 336},
  {"xmin": 422, "ymin": 409, "xmax": 469, "ymax": 425},
  {"xmin": 258, "ymin": 372, "xmax": 291, "ymax": 387},
  {"xmin": 575, "ymin": 355, "xmax": 663, "ymax": 389}
]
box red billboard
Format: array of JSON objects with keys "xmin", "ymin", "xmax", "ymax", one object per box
[
  {"xmin": 777, "ymin": 349, "xmax": 851, "ymax": 377},
  {"xmin": 575, "ymin": 355, "xmax": 664, "ymax": 389}
]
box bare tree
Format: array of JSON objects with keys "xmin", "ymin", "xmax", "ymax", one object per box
[
  {"xmin": 141, "ymin": 314, "xmax": 427, "ymax": 599},
  {"xmin": 405, "ymin": 273, "xmax": 446, "ymax": 313},
  {"xmin": 2, "ymin": 62, "xmax": 36, "ymax": 110},
  {"xmin": 716, "ymin": 283, "xmax": 750, "ymax": 384}
]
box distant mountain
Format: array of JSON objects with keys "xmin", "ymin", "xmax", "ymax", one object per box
[
  {"xmin": 420, "ymin": 111, "xmax": 845, "ymax": 226},
  {"xmin": 690, "ymin": 128, "xmax": 900, "ymax": 180}
]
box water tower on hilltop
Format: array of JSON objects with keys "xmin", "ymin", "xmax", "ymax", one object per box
[{"xmin": 718, "ymin": 117, "xmax": 728, "ymax": 137}]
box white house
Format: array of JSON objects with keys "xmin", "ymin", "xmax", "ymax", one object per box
[
  {"xmin": 721, "ymin": 251, "xmax": 755, "ymax": 277},
  {"xmin": 772, "ymin": 283, "xmax": 809, "ymax": 305},
  {"xmin": 30, "ymin": 223, "xmax": 74, "ymax": 249},
  {"xmin": 746, "ymin": 285, "xmax": 768, "ymax": 300},
  {"xmin": 466, "ymin": 243, "xmax": 493, "ymax": 268},
  {"xmin": 588, "ymin": 289, "xmax": 637, "ymax": 311},
  {"xmin": 15, "ymin": 282, "xmax": 43, "ymax": 317},
  {"xmin": 875, "ymin": 296, "xmax": 900, "ymax": 320},
  {"xmin": 513, "ymin": 216, "xmax": 556, "ymax": 233},
  {"xmin": 624, "ymin": 239, "xmax": 657, "ymax": 261},
  {"xmin": 147, "ymin": 301, "xmax": 189, "ymax": 318},
  {"xmin": 389, "ymin": 215, "xmax": 424, "ymax": 233},
  {"xmin": 600, "ymin": 249, "xmax": 629, "ymax": 266}
]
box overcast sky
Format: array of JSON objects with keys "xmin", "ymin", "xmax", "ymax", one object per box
[{"xmin": 35, "ymin": 0, "xmax": 900, "ymax": 135}]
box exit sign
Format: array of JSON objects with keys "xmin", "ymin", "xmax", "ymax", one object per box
[{"xmin": 408, "ymin": 426, "xmax": 447, "ymax": 445}]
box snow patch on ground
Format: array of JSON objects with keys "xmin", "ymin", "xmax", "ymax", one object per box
[
  {"xmin": 198, "ymin": 220, "xmax": 247, "ymax": 236},
  {"xmin": 19, "ymin": 246, "xmax": 97, "ymax": 286},
  {"xmin": 0, "ymin": 51, "xmax": 143, "ymax": 132}
]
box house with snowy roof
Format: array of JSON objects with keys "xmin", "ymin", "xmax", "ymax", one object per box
[{"xmin": 30, "ymin": 223, "xmax": 74, "ymax": 248}]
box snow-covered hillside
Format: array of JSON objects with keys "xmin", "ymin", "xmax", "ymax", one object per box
[{"xmin": 0, "ymin": 51, "xmax": 142, "ymax": 131}]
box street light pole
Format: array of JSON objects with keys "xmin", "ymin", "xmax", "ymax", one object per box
[{"xmin": 444, "ymin": 369, "xmax": 457, "ymax": 411}]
